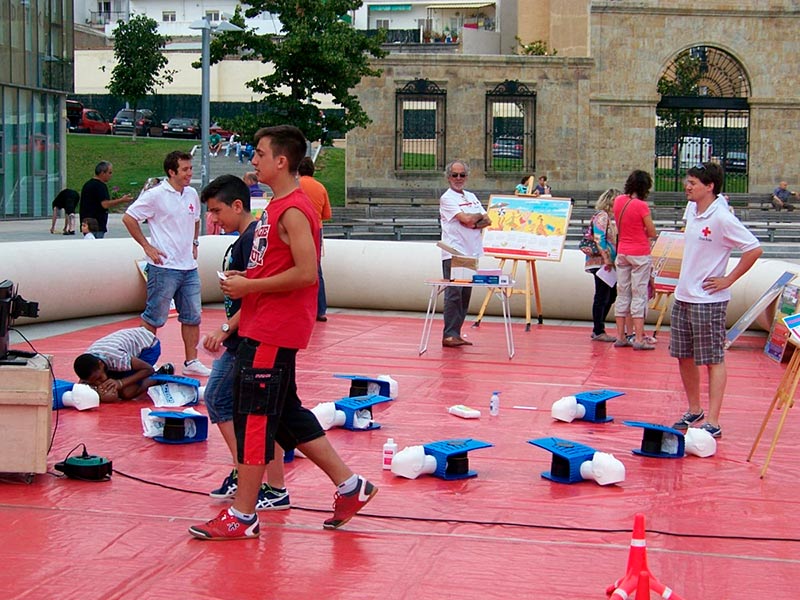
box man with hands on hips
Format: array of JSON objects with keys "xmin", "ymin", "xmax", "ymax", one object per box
[{"xmin": 122, "ymin": 150, "xmax": 212, "ymax": 377}]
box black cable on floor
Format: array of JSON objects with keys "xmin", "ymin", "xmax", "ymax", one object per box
[{"xmin": 111, "ymin": 468, "xmax": 800, "ymax": 544}]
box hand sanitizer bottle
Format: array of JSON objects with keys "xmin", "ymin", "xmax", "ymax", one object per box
[
  {"xmin": 489, "ymin": 391, "xmax": 501, "ymax": 416},
  {"xmin": 382, "ymin": 438, "xmax": 398, "ymax": 470}
]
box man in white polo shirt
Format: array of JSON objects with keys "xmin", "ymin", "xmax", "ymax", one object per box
[
  {"xmin": 670, "ymin": 162, "xmax": 762, "ymax": 438},
  {"xmin": 439, "ymin": 160, "xmax": 491, "ymax": 347},
  {"xmin": 122, "ymin": 150, "xmax": 211, "ymax": 377}
]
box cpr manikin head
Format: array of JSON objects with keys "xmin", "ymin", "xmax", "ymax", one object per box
[
  {"xmin": 390, "ymin": 445, "xmax": 438, "ymax": 479},
  {"xmin": 62, "ymin": 383, "xmax": 100, "ymax": 411},
  {"xmin": 376, "ymin": 374, "xmax": 399, "ymax": 399},
  {"xmin": 310, "ymin": 402, "xmax": 346, "ymax": 430},
  {"xmin": 684, "ymin": 427, "xmax": 717, "ymax": 457},
  {"xmin": 551, "ymin": 395, "xmax": 586, "ymax": 422},
  {"xmin": 579, "ymin": 451, "xmax": 626, "ymax": 485}
]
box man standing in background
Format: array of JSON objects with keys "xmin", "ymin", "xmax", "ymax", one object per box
[
  {"xmin": 298, "ymin": 156, "xmax": 332, "ymax": 322},
  {"xmin": 79, "ymin": 161, "xmax": 132, "ymax": 238},
  {"xmin": 439, "ymin": 160, "xmax": 491, "ymax": 347}
]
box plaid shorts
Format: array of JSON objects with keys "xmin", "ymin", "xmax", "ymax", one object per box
[{"xmin": 669, "ymin": 300, "xmax": 728, "ymax": 365}]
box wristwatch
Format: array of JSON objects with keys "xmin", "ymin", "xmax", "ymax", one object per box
[
  {"xmin": 192, "ymin": 239, "xmax": 199, "ymax": 247},
  {"xmin": 221, "ymin": 323, "xmax": 230, "ymax": 333}
]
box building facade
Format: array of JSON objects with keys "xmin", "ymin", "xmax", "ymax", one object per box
[
  {"xmin": 74, "ymin": 0, "xmax": 281, "ymax": 37},
  {"xmin": 346, "ymin": 0, "xmax": 800, "ymax": 198},
  {"xmin": 1, "ymin": 0, "xmax": 73, "ymax": 219}
]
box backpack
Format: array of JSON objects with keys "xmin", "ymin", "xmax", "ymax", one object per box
[{"xmin": 578, "ymin": 214, "xmax": 601, "ymax": 256}]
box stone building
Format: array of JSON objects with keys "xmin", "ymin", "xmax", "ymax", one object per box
[{"xmin": 346, "ymin": 0, "xmax": 800, "ymax": 202}]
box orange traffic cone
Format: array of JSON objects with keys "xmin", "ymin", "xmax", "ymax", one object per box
[
  {"xmin": 637, "ymin": 570, "xmax": 650, "ymax": 599},
  {"xmin": 606, "ymin": 513, "xmax": 685, "ymax": 599}
]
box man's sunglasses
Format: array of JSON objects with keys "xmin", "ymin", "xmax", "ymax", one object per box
[{"xmin": 449, "ymin": 172, "xmax": 467, "ymax": 178}]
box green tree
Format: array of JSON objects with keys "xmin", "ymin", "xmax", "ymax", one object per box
[
  {"xmin": 657, "ymin": 52, "xmax": 704, "ymax": 132},
  {"xmin": 208, "ymin": 1, "xmax": 386, "ymax": 143},
  {"xmin": 106, "ymin": 15, "xmax": 175, "ymax": 139},
  {"xmin": 515, "ymin": 36, "xmax": 557, "ymax": 56}
]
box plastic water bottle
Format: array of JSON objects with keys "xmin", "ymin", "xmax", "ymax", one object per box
[
  {"xmin": 382, "ymin": 438, "xmax": 398, "ymax": 470},
  {"xmin": 489, "ymin": 391, "xmax": 501, "ymax": 416}
]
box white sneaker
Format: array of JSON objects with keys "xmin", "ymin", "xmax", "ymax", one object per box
[{"xmin": 183, "ymin": 359, "xmax": 211, "ymax": 377}]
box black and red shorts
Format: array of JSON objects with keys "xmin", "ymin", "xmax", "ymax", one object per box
[{"xmin": 233, "ymin": 337, "xmax": 325, "ymax": 465}]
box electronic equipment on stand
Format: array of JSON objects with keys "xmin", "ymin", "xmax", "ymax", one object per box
[{"xmin": 0, "ymin": 279, "xmax": 40, "ymax": 365}]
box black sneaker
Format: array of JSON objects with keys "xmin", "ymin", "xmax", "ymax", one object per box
[
  {"xmin": 255, "ymin": 484, "xmax": 291, "ymax": 511},
  {"xmin": 672, "ymin": 410, "xmax": 704, "ymax": 430},
  {"xmin": 209, "ymin": 468, "xmax": 238, "ymax": 499},
  {"xmin": 699, "ymin": 422, "xmax": 722, "ymax": 438},
  {"xmin": 155, "ymin": 363, "xmax": 175, "ymax": 375}
]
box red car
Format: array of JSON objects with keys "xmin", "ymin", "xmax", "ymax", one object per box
[
  {"xmin": 210, "ymin": 122, "xmax": 233, "ymax": 139},
  {"xmin": 67, "ymin": 100, "xmax": 112, "ymax": 134}
]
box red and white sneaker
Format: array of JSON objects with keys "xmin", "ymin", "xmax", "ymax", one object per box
[
  {"xmin": 323, "ymin": 476, "xmax": 378, "ymax": 530},
  {"xmin": 189, "ymin": 508, "xmax": 260, "ymax": 540}
]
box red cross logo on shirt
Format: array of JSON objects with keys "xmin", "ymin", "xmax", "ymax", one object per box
[
  {"xmin": 702, "ymin": 226, "xmax": 711, "ymax": 237},
  {"xmin": 188, "ymin": 203, "xmax": 195, "ymax": 213}
]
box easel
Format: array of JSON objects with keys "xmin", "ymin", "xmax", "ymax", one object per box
[
  {"xmin": 649, "ymin": 283, "xmax": 675, "ymax": 338},
  {"xmin": 472, "ymin": 255, "xmax": 542, "ymax": 331},
  {"xmin": 747, "ymin": 339, "xmax": 799, "ymax": 478}
]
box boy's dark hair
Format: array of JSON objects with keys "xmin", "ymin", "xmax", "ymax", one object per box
[
  {"xmin": 298, "ymin": 157, "xmax": 315, "ymax": 177},
  {"xmin": 623, "ymin": 169, "xmax": 653, "ymax": 200},
  {"xmin": 82, "ymin": 217, "xmax": 99, "ymax": 232},
  {"xmin": 687, "ymin": 162, "xmax": 724, "ymax": 195},
  {"xmin": 163, "ymin": 150, "xmax": 193, "ymax": 176},
  {"xmin": 201, "ymin": 174, "xmax": 251, "ymax": 211},
  {"xmin": 253, "ymin": 125, "xmax": 307, "ymax": 174},
  {"xmin": 74, "ymin": 353, "xmax": 103, "ymax": 380}
]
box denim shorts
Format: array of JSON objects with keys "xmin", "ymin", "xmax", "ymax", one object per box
[
  {"xmin": 142, "ymin": 265, "xmax": 202, "ymax": 328},
  {"xmin": 139, "ymin": 339, "xmax": 161, "ymax": 366},
  {"xmin": 204, "ymin": 349, "xmax": 236, "ymax": 424}
]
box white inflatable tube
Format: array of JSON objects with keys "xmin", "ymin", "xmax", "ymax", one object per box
[{"xmin": 3, "ymin": 237, "xmax": 797, "ymax": 329}]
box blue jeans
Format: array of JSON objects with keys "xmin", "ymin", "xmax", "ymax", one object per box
[
  {"xmin": 317, "ymin": 231, "xmax": 327, "ymax": 317},
  {"xmin": 142, "ymin": 265, "xmax": 202, "ymax": 328},
  {"xmin": 204, "ymin": 350, "xmax": 236, "ymax": 423}
]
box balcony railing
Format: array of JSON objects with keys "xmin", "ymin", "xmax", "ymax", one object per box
[{"xmin": 87, "ymin": 10, "xmax": 128, "ymax": 26}]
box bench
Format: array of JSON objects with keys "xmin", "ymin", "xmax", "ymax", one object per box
[
  {"xmin": 324, "ymin": 217, "xmax": 441, "ymax": 241},
  {"xmin": 368, "ymin": 205, "xmax": 440, "ymax": 220},
  {"xmin": 346, "ymin": 187, "xmax": 433, "ymax": 207},
  {"xmin": 742, "ymin": 221, "xmax": 800, "ymax": 243}
]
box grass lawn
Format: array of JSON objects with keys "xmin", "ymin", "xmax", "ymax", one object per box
[
  {"xmin": 314, "ymin": 147, "xmax": 345, "ymax": 206},
  {"xmin": 67, "ymin": 135, "xmax": 195, "ymax": 199},
  {"xmin": 67, "ymin": 135, "xmax": 347, "ymax": 206}
]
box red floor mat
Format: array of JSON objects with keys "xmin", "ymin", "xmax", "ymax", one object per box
[{"xmin": 2, "ymin": 311, "xmax": 799, "ymax": 599}]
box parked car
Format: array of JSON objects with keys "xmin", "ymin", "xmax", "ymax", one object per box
[
  {"xmin": 163, "ymin": 117, "xmax": 201, "ymax": 139},
  {"xmin": 66, "ymin": 100, "xmax": 112, "ymax": 134},
  {"xmin": 724, "ymin": 151, "xmax": 748, "ymax": 173},
  {"xmin": 112, "ymin": 108, "xmax": 157, "ymax": 136},
  {"xmin": 492, "ymin": 135, "xmax": 523, "ymax": 159}
]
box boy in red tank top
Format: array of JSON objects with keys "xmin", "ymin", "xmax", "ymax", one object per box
[{"xmin": 189, "ymin": 126, "xmax": 377, "ymax": 540}]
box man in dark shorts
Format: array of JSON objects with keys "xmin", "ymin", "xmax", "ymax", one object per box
[
  {"xmin": 189, "ymin": 125, "xmax": 377, "ymax": 541},
  {"xmin": 50, "ymin": 188, "xmax": 79, "ymax": 235}
]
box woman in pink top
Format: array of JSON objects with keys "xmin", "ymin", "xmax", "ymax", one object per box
[{"xmin": 613, "ymin": 170, "xmax": 657, "ymax": 350}]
